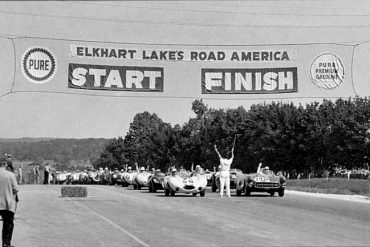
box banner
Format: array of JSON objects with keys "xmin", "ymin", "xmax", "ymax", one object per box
[
  {"xmin": 3, "ymin": 37, "xmax": 361, "ymax": 101},
  {"xmin": 69, "ymin": 44, "xmax": 295, "ymax": 63},
  {"xmin": 202, "ymin": 67, "xmax": 298, "ymax": 94},
  {"xmin": 68, "ymin": 63, "xmax": 164, "ymax": 91}
]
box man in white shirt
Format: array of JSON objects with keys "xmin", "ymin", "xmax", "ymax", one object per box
[{"xmin": 214, "ymin": 144, "xmax": 234, "ymax": 197}]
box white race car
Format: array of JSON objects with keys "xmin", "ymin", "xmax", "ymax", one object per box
[
  {"xmin": 135, "ymin": 171, "xmax": 152, "ymax": 190},
  {"xmin": 56, "ymin": 171, "xmax": 68, "ymax": 184},
  {"xmin": 122, "ymin": 171, "xmax": 138, "ymax": 189},
  {"xmin": 163, "ymin": 172, "xmax": 207, "ymax": 197},
  {"xmin": 70, "ymin": 172, "xmax": 81, "ymax": 184}
]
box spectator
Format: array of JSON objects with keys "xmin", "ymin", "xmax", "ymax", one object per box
[
  {"xmin": 17, "ymin": 165, "xmax": 23, "ymax": 185},
  {"xmin": 34, "ymin": 166, "xmax": 40, "ymax": 184},
  {"xmin": 0, "ymin": 157, "xmax": 19, "ymax": 247},
  {"xmin": 44, "ymin": 163, "xmax": 50, "ymax": 184}
]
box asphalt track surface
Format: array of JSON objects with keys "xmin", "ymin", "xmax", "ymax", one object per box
[{"xmin": 5, "ymin": 185, "xmax": 370, "ymax": 247}]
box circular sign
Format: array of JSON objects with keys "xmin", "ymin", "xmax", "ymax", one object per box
[
  {"xmin": 310, "ymin": 53, "xmax": 344, "ymax": 89},
  {"xmin": 21, "ymin": 47, "xmax": 56, "ymax": 84}
]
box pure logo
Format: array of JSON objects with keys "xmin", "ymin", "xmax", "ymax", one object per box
[
  {"xmin": 22, "ymin": 47, "xmax": 56, "ymax": 84},
  {"xmin": 310, "ymin": 53, "xmax": 344, "ymax": 89}
]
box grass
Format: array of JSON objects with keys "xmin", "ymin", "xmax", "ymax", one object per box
[{"xmin": 287, "ymin": 178, "xmax": 370, "ymax": 197}]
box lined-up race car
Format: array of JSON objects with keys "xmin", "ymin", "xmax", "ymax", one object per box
[
  {"xmin": 135, "ymin": 168, "xmax": 152, "ymax": 190},
  {"xmin": 148, "ymin": 171, "xmax": 166, "ymax": 192},
  {"xmin": 78, "ymin": 171, "xmax": 89, "ymax": 184},
  {"xmin": 236, "ymin": 170, "xmax": 286, "ymax": 197},
  {"xmin": 110, "ymin": 169, "xmax": 123, "ymax": 185},
  {"xmin": 69, "ymin": 171, "xmax": 82, "ymax": 184},
  {"xmin": 204, "ymin": 170, "xmax": 215, "ymax": 186},
  {"xmin": 100, "ymin": 169, "xmax": 111, "ymax": 185},
  {"xmin": 88, "ymin": 170, "xmax": 101, "ymax": 184},
  {"xmin": 211, "ymin": 168, "xmax": 243, "ymax": 192},
  {"xmin": 122, "ymin": 171, "xmax": 138, "ymax": 188},
  {"xmin": 163, "ymin": 170, "xmax": 207, "ymax": 197},
  {"xmin": 55, "ymin": 171, "xmax": 69, "ymax": 184}
]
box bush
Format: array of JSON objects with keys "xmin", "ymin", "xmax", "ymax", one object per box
[{"xmin": 287, "ymin": 178, "xmax": 370, "ymax": 196}]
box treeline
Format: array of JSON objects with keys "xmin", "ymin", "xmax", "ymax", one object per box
[
  {"xmin": 0, "ymin": 138, "xmax": 108, "ymax": 166},
  {"xmin": 95, "ymin": 98, "xmax": 370, "ymax": 175}
]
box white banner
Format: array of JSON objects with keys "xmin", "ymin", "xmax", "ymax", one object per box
[{"xmin": 69, "ymin": 44, "xmax": 296, "ymax": 63}]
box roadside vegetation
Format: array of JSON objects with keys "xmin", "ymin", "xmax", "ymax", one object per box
[
  {"xmin": 287, "ymin": 178, "xmax": 370, "ymax": 196},
  {"xmin": 96, "ymin": 98, "xmax": 370, "ymax": 178}
]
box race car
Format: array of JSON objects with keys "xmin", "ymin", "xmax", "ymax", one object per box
[
  {"xmin": 122, "ymin": 171, "xmax": 138, "ymax": 189},
  {"xmin": 100, "ymin": 169, "xmax": 111, "ymax": 185},
  {"xmin": 211, "ymin": 168, "xmax": 243, "ymax": 192},
  {"xmin": 87, "ymin": 170, "xmax": 101, "ymax": 184},
  {"xmin": 55, "ymin": 171, "xmax": 68, "ymax": 184},
  {"xmin": 235, "ymin": 169, "xmax": 286, "ymax": 197},
  {"xmin": 69, "ymin": 171, "xmax": 84, "ymax": 184},
  {"xmin": 204, "ymin": 170, "xmax": 215, "ymax": 186},
  {"xmin": 110, "ymin": 169, "xmax": 122, "ymax": 185},
  {"xmin": 147, "ymin": 171, "xmax": 166, "ymax": 192},
  {"xmin": 135, "ymin": 168, "xmax": 152, "ymax": 190},
  {"xmin": 79, "ymin": 171, "xmax": 89, "ymax": 184},
  {"xmin": 163, "ymin": 169, "xmax": 207, "ymax": 197}
]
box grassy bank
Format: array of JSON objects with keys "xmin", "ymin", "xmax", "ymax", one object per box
[{"xmin": 287, "ymin": 178, "xmax": 370, "ymax": 197}]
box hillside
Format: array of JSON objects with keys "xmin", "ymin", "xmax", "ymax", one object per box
[{"xmin": 0, "ymin": 138, "xmax": 109, "ymax": 166}]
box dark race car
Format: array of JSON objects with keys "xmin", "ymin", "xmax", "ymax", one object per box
[
  {"xmin": 211, "ymin": 168, "xmax": 243, "ymax": 192},
  {"xmin": 236, "ymin": 170, "xmax": 286, "ymax": 197},
  {"xmin": 110, "ymin": 169, "xmax": 123, "ymax": 185},
  {"xmin": 147, "ymin": 171, "xmax": 166, "ymax": 192}
]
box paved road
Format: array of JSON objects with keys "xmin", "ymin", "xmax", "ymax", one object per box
[{"xmin": 7, "ymin": 185, "xmax": 370, "ymax": 247}]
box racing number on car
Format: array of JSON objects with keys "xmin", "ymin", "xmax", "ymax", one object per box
[{"xmin": 255, "ymin": 177, "xmax": 264, "ymax": 182}]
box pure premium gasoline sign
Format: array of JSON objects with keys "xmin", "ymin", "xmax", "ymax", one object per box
[
  {"xmin": 310, "ymin": 53, "xmax": 344, "ymax": 89},
  {"xmin": 21, "ymin": 47, "xmax": 56, "ymax": 84}
]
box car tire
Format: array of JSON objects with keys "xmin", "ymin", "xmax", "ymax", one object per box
[
  {"xmin": 211, "ymin": 180, "xmax": 217, "ymax": 192},
  {"xmin": 236, "ymin": 189, "xmax": 242, "ymax": 196},
  {"xmin": 148, "ymin": 184, "xmax": 153, "ymax": 192},
  {"xmin": 192, "ymin": 193, "xmax": 198, "ymax": 197},
  {"xmin": 137, "ymin": 184, "xmax": 141, "ymax": 190},
  {"xmin": 165, "ymin": 187, "xmax": 170, "ymax": 196},
  {"xmin": 170, "ymin": 190, "xmax": 175, "ymax": 197},
  {"xmin": 269, "ymin": 191, "xmax": 275, "ymax": 197},
  {"xmin": 200, "ymin": 189, "xmax": 206, "ymax": 197},
  {"xmin": 245, "ymin": 188, "xmax": 251, "ymax": 196},
  {"xmin": 278, "ymin": 188, "xmax": 285, "ymax": 197}
]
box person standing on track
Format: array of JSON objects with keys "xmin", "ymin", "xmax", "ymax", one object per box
[
  {"xmin": 0, "ymin": 157, "xmax": 19, "ymax": 247},
  {"xmin": 214, "ymin": 144, "xmax": 234, "ymax": 198},
  {"xmin": 44, "ymin": 163, "xmax": 50, "ymax": 185}
]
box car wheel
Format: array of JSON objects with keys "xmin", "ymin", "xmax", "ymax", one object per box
[
  {"xmin": 211, "ymin": 180, "xmax": 217, "ymax": 192},
  {"xmin": 192, "ymin": 193, "xmax": 198, "ymax": 197},
  {"xmin": 200, "ymin": 189, "xmax": 206, "ymax": 197},
  {"xmin": 236, "ymin": 189, "xmax": 242, "ymax": 196},
  {"xmin": 137, "ymin": 184, "xmax": 141, "ymax": 190},
  {"xmin": 148, "ymin": 183, "xmax": 153, "ymax": 192},
  {"xmin": 165, "ymin": 187, "xmax": 170, "ymax": 196},
  {"xmin": 133, "ymin": 184, "xmax": 138, "ymax": 190},
  {"xmin": 278, "ymin": 188, "xmax": 285, "ymax": 197},
  {"xmin": 245, "ymin": 188, "xmax": 251, "ymax": 196},
  {"xmin": 269, "ymin": 191, "xmax": 275, "ymax": 197},
  {"xmin": 170, "ymin": 190, "xmax": 175, "ymax": 197}
]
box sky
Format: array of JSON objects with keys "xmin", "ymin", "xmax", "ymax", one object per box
[{"xmin": 1, "ymin": 1, "xmax": 370, "ymax": 139}]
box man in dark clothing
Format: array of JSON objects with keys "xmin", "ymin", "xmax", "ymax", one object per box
[
  {"xmin": 44, "ymin": 163, "xmax": 50, "ymax": 185},
  {"xmin": 0, "ymin": 157, "xmax": 19, "ymax": 247},
  {"xmin": 5, "ymin": 155, "xmax": 14, "ymax": 173}
]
